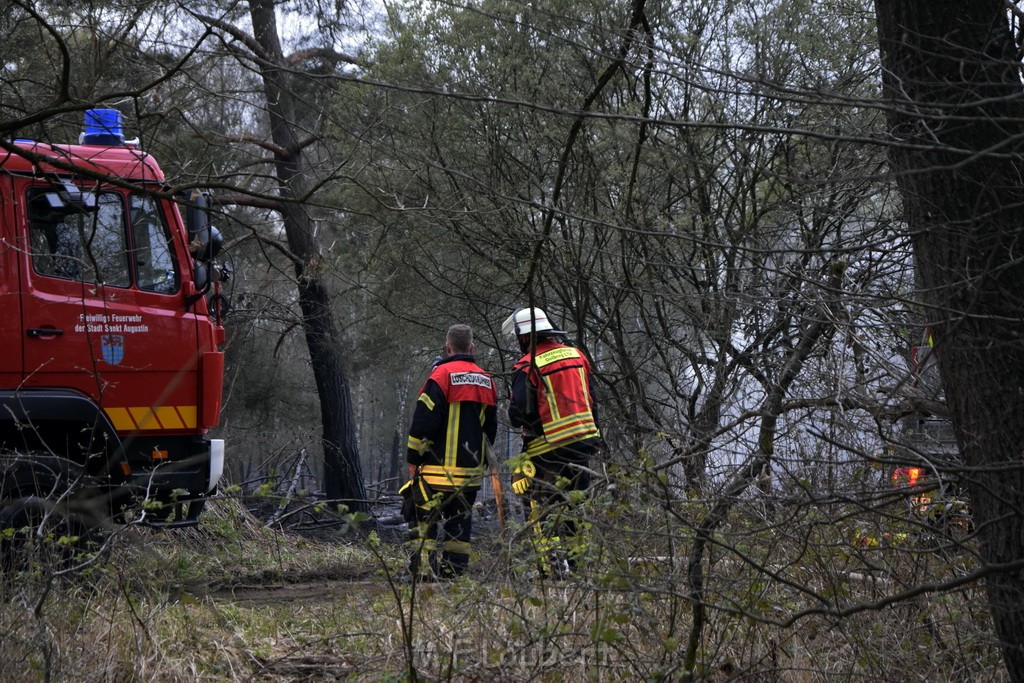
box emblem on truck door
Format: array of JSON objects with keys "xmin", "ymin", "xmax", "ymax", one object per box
[{"xmin": 101, "ymin": 334, "xmax": 125, "ymax": 365}]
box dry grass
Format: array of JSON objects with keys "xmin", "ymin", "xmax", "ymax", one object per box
[{"xmin": 0, "ymin": 494, "xmax": 1010, "ymax": 682}]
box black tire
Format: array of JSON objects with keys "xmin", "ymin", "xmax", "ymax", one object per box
[
  {"xmin": 0, "ymin": 456, "xmax": 107, "ymax": 574},
  {"xmin": 0, "ymin": 496, "xmax": 99, "ymax": 572}
]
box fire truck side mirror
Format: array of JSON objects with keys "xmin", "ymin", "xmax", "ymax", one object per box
[
  {"xmin": 193, "ymin": 261, "xmax": 209, "ymax": 290},
  {"xmin": 195, "ymin": 226, "xmax": 224, "ymax": 261},
  {"xmin": 183, "ymin": 190, "xmax": 222, "ymax": 258},
  {"xmin": 182, "ymin": 190, "xmax": 224, "ymax": 291},
  {"xmin": 184, "ymin": 190, "xmax": 211, "ymax": 236}
]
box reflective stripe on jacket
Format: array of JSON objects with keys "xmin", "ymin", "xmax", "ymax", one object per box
[
  {"xmin": 512, "ymin": 340, "xmax": 600, "ymax": 457},
  {"xmin": 407, "ymin": 355, "xmax": 498, "ymax": 490}
]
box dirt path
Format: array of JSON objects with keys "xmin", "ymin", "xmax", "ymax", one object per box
[
  {"xmin": 202, "ymin": 566, "xmax": 384, "ymax": 603},
  {"xmin": 212, "ymin": 579, "xmax": 383, "ymax": 603}
]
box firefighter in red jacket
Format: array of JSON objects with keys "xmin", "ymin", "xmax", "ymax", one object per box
[
  {"xmin": 404, "ymin": 324, "xmax": 498, "ymax": 580},
  {"xmin": 502, "ymin": 307, "xmax": 602, "ymax": 577}
]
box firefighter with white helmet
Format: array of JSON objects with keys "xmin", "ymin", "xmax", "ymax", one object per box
[{"xmin": 502, "ymin": 306, "xmax": 602, "ymax": 578}]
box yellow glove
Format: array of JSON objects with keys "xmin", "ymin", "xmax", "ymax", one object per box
[{"xmin": 511, "ymin": 459, "xmax": 537, "ymax": 495}]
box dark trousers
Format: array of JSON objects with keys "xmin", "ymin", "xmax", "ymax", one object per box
[
  {"xmin": 523, "ymin": 446, "xmax": 593, "ymax": 575},
  {"xmin": 526, "ymin": 456, "xmax": 590, "ymax": 534},
  {"xmin": 408, "ymin": 488, "xmax": 477, "ymax": 578}
]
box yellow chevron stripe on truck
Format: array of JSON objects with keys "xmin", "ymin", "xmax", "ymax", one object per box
[{"xmin": 105, "ymin": 406, "xmax": 198, "ymax": 431}]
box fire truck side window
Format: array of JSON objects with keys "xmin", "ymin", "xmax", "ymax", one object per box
[
  {"xmin": 130, "ymin": 194, "xmax": 179, "ymax": 294},
  {"xmin": 28, "ymin": 189, "xmax": 130, "ymax": 287}
]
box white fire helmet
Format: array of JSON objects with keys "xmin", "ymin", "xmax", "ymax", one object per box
[{"xmin": 501, "ymin": 307, "xmax": 566, "ymax": 337}]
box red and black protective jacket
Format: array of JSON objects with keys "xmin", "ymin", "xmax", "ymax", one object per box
[
  {"xmin": 510, "ymin": 339, "xmax": 601, "ymax": 458},
  {"xmin": 407, "ymin": 355, "xmax": 498, "ymax": 490}
]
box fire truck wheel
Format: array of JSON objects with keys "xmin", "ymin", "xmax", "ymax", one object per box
[
  {"xmin": 0, "ymin": 455, "xmax": 110, "ymax": 574},
  {"xmin": 0, "ymin": 495, "xmax": 103, "ymax": 574}
]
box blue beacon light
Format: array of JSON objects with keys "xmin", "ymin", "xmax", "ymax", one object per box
[{"xmin": 81, "ymin": 109, "xmax": 125, "ymax": 146}]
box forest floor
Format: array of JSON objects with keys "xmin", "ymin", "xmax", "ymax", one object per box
[
  {"xmin": 0, "ymin": 495, "xmax": 1010, "ymax": 681},
  {"xmin": 193, "ymin": 494, "xmax": 515, "ymax": 603}
]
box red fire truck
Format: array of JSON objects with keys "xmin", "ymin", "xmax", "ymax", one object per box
[{"xmin": 0, "ymin": 110, "xmax": 228, "ymax": 559}]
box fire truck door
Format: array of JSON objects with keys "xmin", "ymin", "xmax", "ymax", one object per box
[{"xmin": 19, "ymin": 185, "xmax": 202, "ymax": 428}]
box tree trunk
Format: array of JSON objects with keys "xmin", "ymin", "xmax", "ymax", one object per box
[
  {"xmin": 249, "ymin": 0, "xmax": 366, "ymax": 510},
  {"xmin": 874, "ymin": 2, "xmax": 1024, "ymax": 678}
]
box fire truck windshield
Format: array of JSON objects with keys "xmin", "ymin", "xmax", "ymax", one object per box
[
  {"xmin": 29, "ymin": 188, "xmax": 129, "ymax": 286},
  {"xmin": 27, "ymin": 186, "xmax": 179, "ymax": 294}
]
